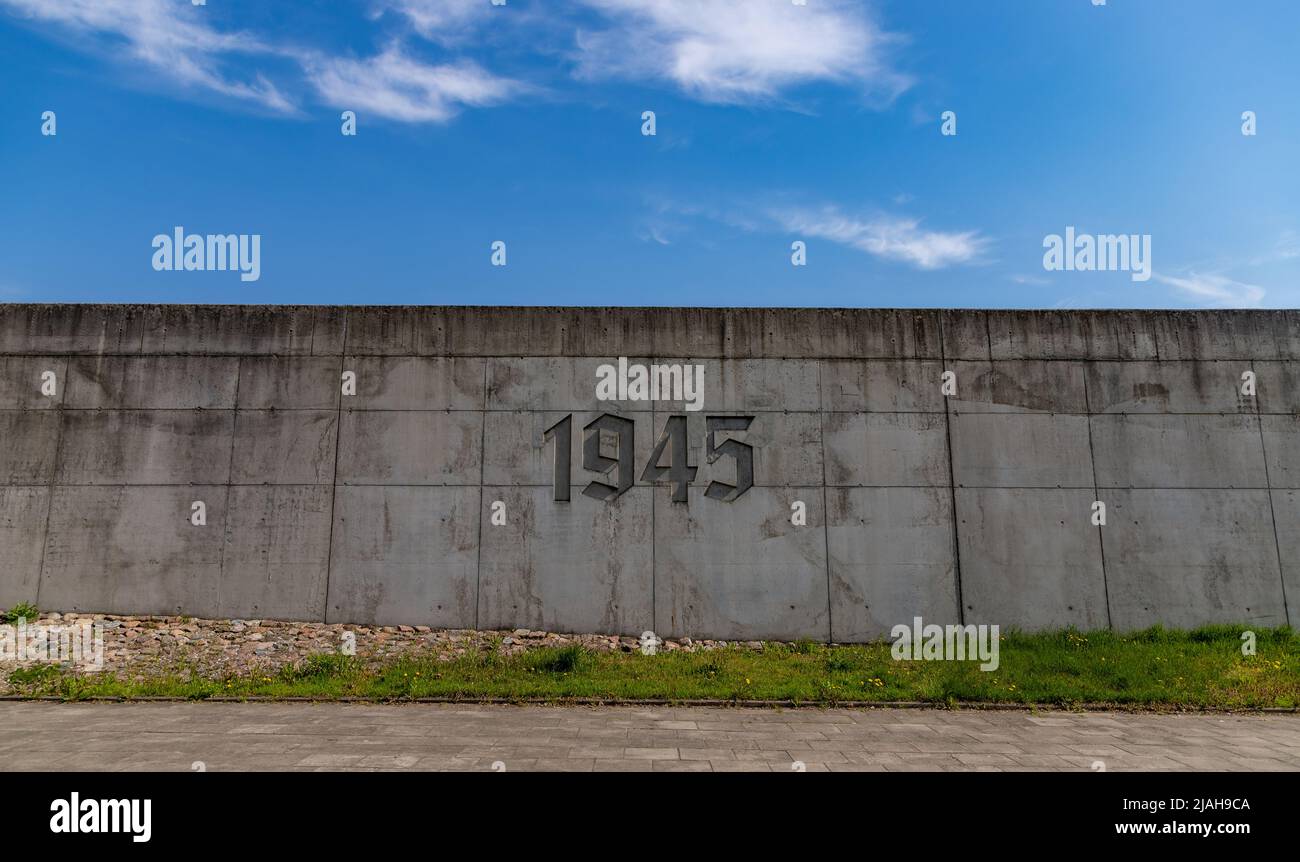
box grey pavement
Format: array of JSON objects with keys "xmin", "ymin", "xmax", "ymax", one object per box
[{"xmin": 1, "ymin": 702, "xmax": 1298, "ymax": 772}]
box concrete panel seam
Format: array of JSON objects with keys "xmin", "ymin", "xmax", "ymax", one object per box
[
  {"xmin": 35, "ymin": 405, "xmax": 1295, "ymax": 416},
  {"xmin": 474, "ymin": 359, "xmax": 487, "ymax": 631},
  {"xmin": 651, "ymin": 358, "xmax": 656, "ymax": 635},
  {"xmin": 33, "ymin": 355, "xmax": 70, "ymax": 608},
  {"xmin": 940, "ymin": 315, "xmax": 965, "ymax": 625},
  {"xmin": 816, "ymin": 360, "xmax": 833, "ymax": 642},
  {"xmin": 215, "ymin": 360, "xmax": 244, "ymax": 615},
  {"xmin": 1252, "ymin": 359, "xmax": 1291, "ymax": 626},
  {"xmin": 1083, "ymin": 366, "xmax": 1113, "ymax": 629},
  {"xmin": 321, "ymin": 313, "xmax": 350, "ymax": 623}
]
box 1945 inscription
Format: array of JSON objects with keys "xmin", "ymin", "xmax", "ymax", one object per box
[{"xmin": 543, "ymin": 413, "xmax": 755, "ymax": 504}]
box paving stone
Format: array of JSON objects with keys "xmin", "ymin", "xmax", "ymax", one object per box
[
  {"xmin": 623, "ymin": 747, "xmax": 679, "ymax": 760},
  {"xmin": 1, "ymin": 703, "xmax": 1297, "ymax": 772},
  {"xmin": 652, "ymin": 760, "xmax": 713, "ymax": 772}
]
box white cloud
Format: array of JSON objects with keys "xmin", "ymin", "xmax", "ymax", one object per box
[
  {"xmin": 1, "ymin": 0, "xmax": 527, "ymax": 123},
  {"xmin": 1272, "ymin": 230, "xmax": 1300, "ymax": 261},
  {"xmin": 3, "ymin": 0, "xmax": 914, "ymax": 121},
  {"xmin": 771, "ymin": 206, "xmax": 986, "ymax": 270},
  {"xmin": 0, "ymin": 0, "xmax": 294, "ymax": 112},
  {"xmin": 303, "ymin": 47, "xmax": 523, "ymax": 123},
  {"xmin": 378, "ymin": 0, "xmax": 491, "ymax": 42},
  {"xmin": 1244, "ymin": 230, "xmax": 1300, "ymax": 267},
  {"xmin": 573, "ymin": 0, "xmax": 910, "ymax": 104},
  {"xmin": 637, "ymin": 222, "xmax": 675, "ymax": 246},
  {"xmin": 1153, "ymin": 272, "xmax": 1266, "ymax": 308}
]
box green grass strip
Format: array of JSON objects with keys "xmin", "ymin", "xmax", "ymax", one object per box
[{"xmin": 4, "ymin": 625, "xmax": 1297, "ymax": 709}]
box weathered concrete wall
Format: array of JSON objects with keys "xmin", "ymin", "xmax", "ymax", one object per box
[{"xmin": 1, "ymin": 305, "xmax": 1296, "ymax": 640}]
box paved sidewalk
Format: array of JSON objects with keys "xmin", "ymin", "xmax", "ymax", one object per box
[{"xmin": 1, "ymin": 703, "xmax": 1298, "ymax": 772}]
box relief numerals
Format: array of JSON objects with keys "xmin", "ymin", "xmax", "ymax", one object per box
[{"xmin": 543, "ymin": 414, "xmax": 755, "ymax": 503}]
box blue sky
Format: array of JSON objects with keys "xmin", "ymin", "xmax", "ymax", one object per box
[{"xmin": 1, "ymin": 0, "xmax": 1297, "ymax": 309}]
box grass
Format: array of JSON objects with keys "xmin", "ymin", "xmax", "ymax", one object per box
[
  {"xmin": 0, "ymin": 602, "xmax": 39, "ymax": 624},
  {"xmin": 3, "ymin": 625, "xmax": 1297, "ymax": 709}
]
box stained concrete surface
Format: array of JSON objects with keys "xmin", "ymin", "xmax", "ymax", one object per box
[{"xmin": 0, "ymin": 305, "xmax": 1296, "ymax": 638}]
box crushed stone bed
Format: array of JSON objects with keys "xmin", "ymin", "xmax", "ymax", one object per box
[{"xmin": 1, "ymin": 613, "xmax": 760, "ymax": 688}]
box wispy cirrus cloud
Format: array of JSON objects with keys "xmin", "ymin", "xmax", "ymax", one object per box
[
  {"xmin": 572, "ymin": 0, "xmax": 911, "ymax": 104},
  {"xmin": 1250, "ymin": 229, "xmax": 1300, "ymax": 265},
  {"xmin": 770, "ymin": 205, "xmax": 987, "ymax": 270},
  {"xmin": 0, "ymin": 0, "xmax": 294, "ymax": 112},
  {"xmin": 3, "ymin": 0, "xmax": 915, "ymax": 122},
  {"xmin": 376, "ymin": 0, "xmax": 495, "ymax": 43},
  {"xmin": 380, "ymin": 0, "xmax": 913, "ymax": 105},
  {"xmin": 646, "ymin": 198, "xmax": 986, "ymax": 270},
  {"xmin": 1153, "ymin": 272, "xmax": 1266, "ymax": 308},
  {"xmin": 303, "ymin": 47, "xmax": 525, "ymax": 123},
  {"xmin": 0, "ymin": 0, "xmax": 526, "ymax": 123}
]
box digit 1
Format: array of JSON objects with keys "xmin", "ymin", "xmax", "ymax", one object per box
[{"xmin": 543, "ymin": 414, "xmax": 572, "ymax": 502}]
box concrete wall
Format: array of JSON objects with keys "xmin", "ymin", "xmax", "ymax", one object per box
[{"xmin": 1, "ymin": 304, "xmax": 1296, "ymax": 640}]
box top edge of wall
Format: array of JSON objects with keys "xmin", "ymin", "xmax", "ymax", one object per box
[{"xmin": 1, "ymin": 304, "xmax": 1297, "ymax": 360}]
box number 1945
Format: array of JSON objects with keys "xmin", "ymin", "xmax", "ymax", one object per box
[{"xmin": 543, "ymin": 413, "xmax": 755, "ymax": 503}]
